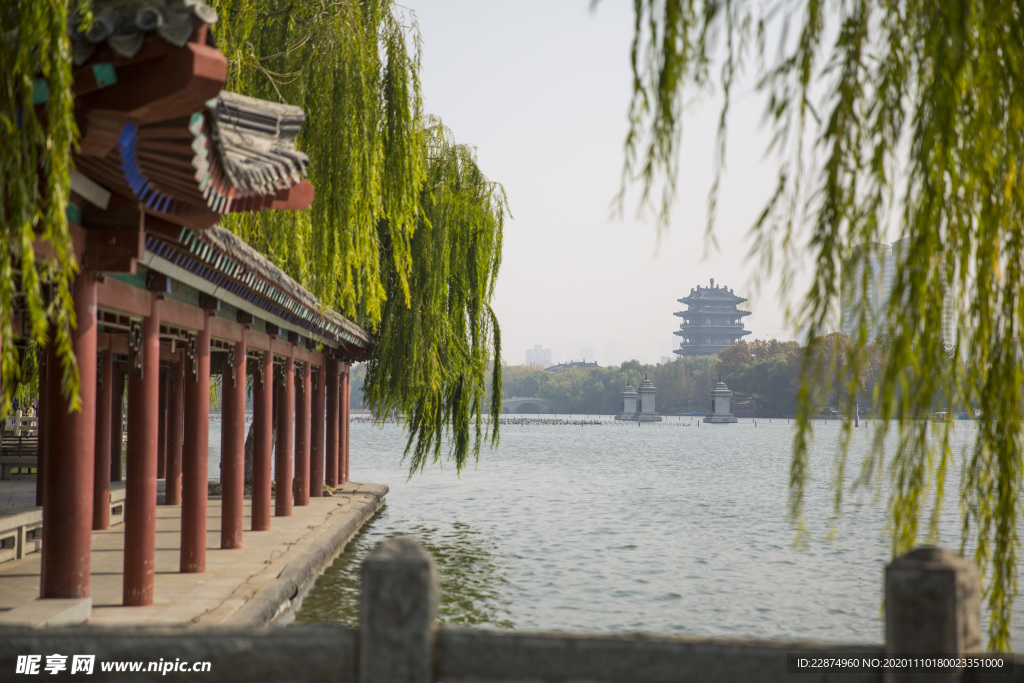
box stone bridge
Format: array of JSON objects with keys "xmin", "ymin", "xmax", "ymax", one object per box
[{"xmin": 501, "ymin": 397, "xmax": 555, "ymax": 414}]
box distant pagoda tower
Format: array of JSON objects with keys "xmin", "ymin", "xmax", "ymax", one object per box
[{"xmin": 673, "ymin": 278, "xmax": 752, "ymax": 357}]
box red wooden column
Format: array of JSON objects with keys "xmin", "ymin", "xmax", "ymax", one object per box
[
  {"xmin": 110, "ymin": 363, "xmax": 124, "ymax": 483},
  {"xmin": 252, "ymin": 350, "xmax": 273, "ymax": 530},
  {"xmin": 156, "ymin": 367, "xmax": 167, "ymax": 479},
  {"xmin": 221, "ymin": 334, "xmax": 247, "ymax": 548},
  {"xmin": 294, "ymin": 359, "xmax": 311, "ymax": 506},
  {"xmin": 275, "ymin": 352, "xmax": 294, "ymax": 516},
  {"xmin": 325, "ymin": 357, "xmax": 338, "ymax": 488},
  {"xmin": 310, "ymin": 363, "xmax": 325, "ymax": 498},
  {"xmin": 341, "ymin": 363, "xmax": 350, "ymax": 484},
  {"xmin": 165, "ymin": 355, "xmax": 184, "ymax": 505},
  {"xmin": 93, "ymin": 348, "xmax": 113, "ymax": 530},
  {"xmin": 41, "ymin": 274, "xmax": 98, "ymax": 599},
  {"xmin": 181, "ymin": 312, "xmax": 211, "ymax": 572},
  {"xmin": 123, "ymin": 296, "xmax": 160, "ymax": 606}
]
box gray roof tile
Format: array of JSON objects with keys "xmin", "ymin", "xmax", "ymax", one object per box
[{"xmin": 70, "ymin": 0, "xmax": 218, "ymax": 65}]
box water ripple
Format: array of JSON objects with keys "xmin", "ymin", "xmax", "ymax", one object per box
[{"xmin": 294, "ymin": 417, "xmax": 1022, "ymax": 644}]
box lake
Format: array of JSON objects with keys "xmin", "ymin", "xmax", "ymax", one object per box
[{"xmin": 212, "ymin": 415, "xmax": 1021, "ymax": 645}]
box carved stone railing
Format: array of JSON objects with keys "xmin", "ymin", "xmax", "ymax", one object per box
[{"xmin": 0, "ymin": 540, "xmax": 1016, "ymax": 682}]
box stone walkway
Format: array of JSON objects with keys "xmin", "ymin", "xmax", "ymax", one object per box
[{"xmin": 0, "ymin": 481, "xmax": 386, "ymax": 628}]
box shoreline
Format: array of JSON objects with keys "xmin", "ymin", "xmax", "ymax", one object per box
[{"xmin": 0, "ymin": 481, "xmax": 387, "ymax": 629}]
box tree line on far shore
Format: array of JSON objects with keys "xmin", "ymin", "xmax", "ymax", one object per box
[{"xmin": 488, "ymin": 334, "xmax": 951, "ymax": 418}]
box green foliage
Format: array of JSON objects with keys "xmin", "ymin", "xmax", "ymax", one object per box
[
  {"xmin": 625, "ymin": 0, "xmax": 1024, "ymax": 648},
  {"xmin": 0, "ymin": 1, "xmax": 91, "ymax": 417},
  {"xmin": 364, "ymin": 121, "xmax": 506, "ymax": 475},
  {"xmin": 501, "ymin": 356, "xmax": 718, "ymax": 416},
  {"xmin": 718, "ymin": 339, "xmax": 804, "ymax": 414},
  {"xmin": 210, "ymin": 0, "xmax": 426, "ymax": 324},
  {"xmin": 210, "ymin": 3, "xmax": 505, "ymax": 474}
]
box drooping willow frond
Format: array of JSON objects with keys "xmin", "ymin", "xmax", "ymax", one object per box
[
  {"xmin": 211, "ymin": 0, "xmax": 426, "ymax": 324},
  {"xmin": 364, "ymin": 119, "xmax": 507, "ymax": 475},
  {"xmin": 0, "ymin": 1, "xmax": 90, "ymax": 416},
  {"xmin": 625, "ymin": 0, "xmax": 1024, "ymax": 650},
  {"xmin": 211, "ymin": 3, "xmax": 504, "ymax": 473}
]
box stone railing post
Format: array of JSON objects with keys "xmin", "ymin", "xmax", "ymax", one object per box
[
  {"xmin": 885, "ymin": 546, "xmax": 981, "ymax": 683},
  {"xmin": 360, "ymin": 536, "xmax": 439, "ymax": 683}
]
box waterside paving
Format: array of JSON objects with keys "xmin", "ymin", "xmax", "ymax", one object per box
[{"xmin": 0, "ymin": 479, "xmax": 386, "ymax": 628}]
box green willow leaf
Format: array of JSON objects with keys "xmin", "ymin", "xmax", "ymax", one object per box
[
  {"xmin": 1, "ymin": 1, "xmax": 88, "ymax": 416},
  {"xmin": 624, "ymin": 0, "xmax": 1024, "ymax": 650},
  {"xmin": 211, "ymin": 0, "xmax": 426, "ymax": 324},
  {"xmin": 364, "ymin": 120, "xmax": 507, "ymax": 475},
  {"xmin": 210, "ymin": 4, "xmax": 505, "ymax": 474}
]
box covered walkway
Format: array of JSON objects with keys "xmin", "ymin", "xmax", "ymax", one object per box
[
  {"xmin": 1, "ymin": 0, "xmax": 367, "ymax": 619},
  {"xmin": 0, "ymin": 480, "xmax": 386, "ymax": 627}
]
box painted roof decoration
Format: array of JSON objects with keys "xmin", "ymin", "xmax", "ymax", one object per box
[
  {"xmin": 70, "ymin": 0, "xmax": 219, "ymax": 65},
  {"xmin": 211, "ymin": 92, "xmax": 310, "ymax": 198},
  {"xmin": 76, "ymin": 92, "xmax": 312, "ymax": 224},
  {"xmin": 55, "ymin": 0, "xmax": 364, "ymax": 353},
  {"xmin": 68, "ymin": 0, "xmax": 314, "ymax": 230}
]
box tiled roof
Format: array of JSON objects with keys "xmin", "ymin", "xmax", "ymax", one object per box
[
  {"xmin": 70, "ymin": 3, "xmax": 313, "ymax": 228},
  {"xmin": 144, "ymin": 226, "xmax": 370, "ymax": 355},
  {"xmin": 211, "ymin": 92, "xmax": 310, "ymax": 198},
  {"xmin": 70, "ymin": 0, "xmax": 219, "ymax": 65},
  {"xmin": 97, "ymin": 92, "xmax": 311, "ymax": 219},
  {"xmin": 75, "ymin": 92, "xmax": 313, "ymax": 226}
]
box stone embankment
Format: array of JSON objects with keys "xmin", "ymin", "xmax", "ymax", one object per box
[{"xmin": 0, "ymin": 480, "xmax": 387, "ymax": 628}]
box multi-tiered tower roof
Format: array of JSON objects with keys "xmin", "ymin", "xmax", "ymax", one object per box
[{"xmin": 673, "ymin": 279, "xmax": 752, "ymax": 356}]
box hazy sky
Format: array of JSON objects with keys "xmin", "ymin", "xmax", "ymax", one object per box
[{"xmin": 405, "ymin": 0, "xmax": 804, "ymax": 365}]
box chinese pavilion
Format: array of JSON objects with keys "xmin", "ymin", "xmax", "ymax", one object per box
[
  {"xmin": 1, "ymin": 0, "xmax": 363, "ymax": 611},
  {"xmin": 673, "ymin": 279, "xmax": 751, "ymax": 356}
]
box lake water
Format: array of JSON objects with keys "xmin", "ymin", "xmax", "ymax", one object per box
[{"xmin": 211, "ymin": 415, "xmax": 1022, "ymax": 645}]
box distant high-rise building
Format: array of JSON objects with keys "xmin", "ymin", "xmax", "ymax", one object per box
[
  {"xmin": 842, "ymin": 238, "xmax": 957, "ymax": 346},
  {"xmin": 841, "ymin": 242, "xmax": 891, "ymax": 342},
  {"xmin": 525, "ymin": 345, "xmax": 552, "ymax": 368},
  {"xmin": 673, "ymin": 279, "xmax": 752, "ymax": 357}
]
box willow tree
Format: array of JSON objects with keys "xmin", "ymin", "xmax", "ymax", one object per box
[
  {"xmin": 0, "ymin": 1, "xmax": 91, "ymax": 416},
  {"xmin": 210, "ymin": 2, "xmax": 505, "ymax": 471},
  {"xmin": 210, "ymin": 0, "xmax": 425, "ymax": 322},
  {"xmin": 364, "ymin": 120, "xmax": 506, "ymax": 473},
  {"xmin": 625, "ymin": 0, "xmax": 1024, "ymax": 649}
]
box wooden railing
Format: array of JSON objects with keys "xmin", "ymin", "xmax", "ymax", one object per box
[{"xmin": 0, "ymin": 539, "xmax": 1018, "ymax": 681}]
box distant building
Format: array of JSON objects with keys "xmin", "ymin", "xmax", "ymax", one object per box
[
  {"xmin": 840, "ymin": 241, "xmax": 892, "ymax": 343},
  {"xmin": 615, "ymin": 375, "xmax": 662, "ymax": 421},
  {"xmin": 546, "ymin": 360, "xmax": 599, "ymax": 372},
  {"xmin": 842, "ymin": 238, "xmax": 957, "ymax": 345},
  {"xmin": 730, "ymin": 393, "xmax": 778, "ymax": 418},
  {"xmin": 525, "ymin": 345, "xmax": 552, "ymax": 368},
  {"xmin": 673, "ymin": 279, "xmax": 752, "ymax": 357}
]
